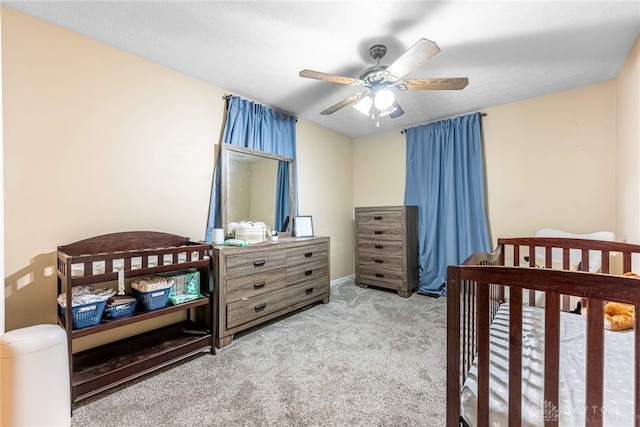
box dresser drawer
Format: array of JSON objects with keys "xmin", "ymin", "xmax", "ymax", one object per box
[
  {"xmin": 357, "ymin": 251, "xmax": 403, "ymax": 271},
  {"xmin": 358, "ymin": 265, "xmax": 406, "ymax": 291},
  {"xmin": 357, "ymin": 239, "xmax": 403, "ymax": 253},
  {"xmin": 226, "ymin": 287, "xmax": 290, "ymax": 329},
  {"xmin": 287, "ymin": 242, "xmax": 328, "ymax": 267},
  {"xmin": 287, "ymin": 278, "xmax": 329, "ymax": 303},
  {"xmin": 225, "ymin": 250, "xmax": 286, "ymax": 279},
  {"xmin": 226, "ymin": 268, "xmax": 287, "ymax": 302},
  {"xmin": 357, "ymin": 208, "xmax": 403, "ymax": 223},
  {"xmin": 287, "ymin": 258, "xmax": 328, "ymax": 286}
]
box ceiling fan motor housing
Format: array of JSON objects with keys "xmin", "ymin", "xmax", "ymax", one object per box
[
  {"xmin": 369, "ymin": 44, "xmax": 387, "ymax": 61},
  {"xmin": 360, "ymin": 44, "xmax": 391, "ymax": 86}
]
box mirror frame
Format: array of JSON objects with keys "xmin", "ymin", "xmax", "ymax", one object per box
[{"xmin": 220, "ymin": 143, "xmax": 296, "ymax": 236}]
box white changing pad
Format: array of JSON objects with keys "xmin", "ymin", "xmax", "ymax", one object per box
[{"xmin": 460, "ymin": 304, "xmax": 635, "ymax": 427}]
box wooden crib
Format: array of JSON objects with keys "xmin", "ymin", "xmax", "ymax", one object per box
[{"xmin": 446, "ymin": 237, "xmax": 640, "ymax": 427}]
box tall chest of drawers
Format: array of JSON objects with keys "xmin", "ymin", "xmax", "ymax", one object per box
[
  {"xmin": 355, "ymin": 206, "xmax": 419, "ymax": 297},
  {"xmin": 214, "ymin": 236, "xmax": 330, "ymax": 348}
]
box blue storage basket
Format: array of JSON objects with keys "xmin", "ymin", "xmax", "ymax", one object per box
[
  {"xmin": 134, "ymin": 288, "xmax": 170, "ymax": 311},
  {"xmin": 69, "ymin": 300, "xmax": 107, "ymax": 329},
  {"xmin": 103, "ymin": 299, "xmax": 137, "ymax": 319}
]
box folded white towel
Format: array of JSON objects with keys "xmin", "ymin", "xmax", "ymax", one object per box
[{"xmin": 131, "ymin": 276, "xmax": 174, "ymax": 293}]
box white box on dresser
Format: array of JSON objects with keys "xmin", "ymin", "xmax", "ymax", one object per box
[
  {"xmin": 214, "ymin": 236, "xmax": 330, "ymax": 348},
  {"xmin": 355, "ymin": 206, "xmax": 419, "ymax": 297}
]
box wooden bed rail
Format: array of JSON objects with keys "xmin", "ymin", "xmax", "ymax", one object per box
[{"xmin": 447, "ymin": 266, "xmax": 640, "ymax": 427}]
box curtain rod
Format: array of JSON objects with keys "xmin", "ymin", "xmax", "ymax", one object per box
[
  {"xmin": 400, "ymin": 111, "xmax": 487, "ymax": 134},
  {"xmin": 221, "ymin": 94, "xmax": 298, "ymax": 122}
]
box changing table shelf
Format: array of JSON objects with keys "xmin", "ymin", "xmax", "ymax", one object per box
[
  {"xmin": 62, "ymin": 296, "xmax": 210, "ymax": 339},
  {"xmin": 72, "ymin": 321, "xmax": 209, "ymax": 402}
]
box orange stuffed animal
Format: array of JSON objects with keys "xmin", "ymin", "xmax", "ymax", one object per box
[
  {"xmin": 603, "ymin": 272, "xmax": 637, "ymax": 331},
  {"xmin": 604, "ymin": 301, "xmax": 635, "ymax": 331}
]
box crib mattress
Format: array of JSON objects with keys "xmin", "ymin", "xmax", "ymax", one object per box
[{"xmin": 460, "ymin": 304, "xmax": 635, "ymax": 427}]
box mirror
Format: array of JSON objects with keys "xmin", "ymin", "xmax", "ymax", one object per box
[{"xmin": 220, "ymin": 144, "xmax": 295, "ymax": 236}]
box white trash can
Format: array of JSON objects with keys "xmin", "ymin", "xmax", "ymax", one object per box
[{"xmin": 1, "ymin": 324, "xmax": 70, "ymax": 426}]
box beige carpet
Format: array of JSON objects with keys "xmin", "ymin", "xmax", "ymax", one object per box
[{"xmin": 71, "ymin": 278, "xmax": 448, "ymax": 426}]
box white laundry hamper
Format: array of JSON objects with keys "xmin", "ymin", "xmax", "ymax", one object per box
[{"xmin": 1, "ymin": 324, "xmax": 70, "ymax": 426}]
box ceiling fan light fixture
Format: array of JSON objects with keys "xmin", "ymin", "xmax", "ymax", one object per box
[
  {"xmin": 373, "ymin": 88, "xmax": 395, "ymax": 110},
  {"xmin": 378, "ymin": 104, "xmax": 397, "ymax": 117},
  {"xmin": 353, "ymin": 95, "xmax": 373, "ymax": 116}
]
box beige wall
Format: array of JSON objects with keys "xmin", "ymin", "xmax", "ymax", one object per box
[
  {"xmin": 0, "ymin": 6, "xmax": 4, "ymax": 334},
  {"xmin": 353, "ymin": 82, "xmax": 618, "ymax": 248},
  {"xmin": 616, "ymin": 35, "xmax": 640, "ymax": 249},
  {"xmin": 352, "ymin": 130, "xmax": 407, "ymax": 207},
  {"xmin": 296, "ymin": 120, "xmax": 353, "ymax": 279},
  {"xmin": 2, "ymin": 8, "xmax": 352, "ymax": 334},
  {"xmin": 483, "ymin": 81, "xmax": 617, "ymax": 243}
]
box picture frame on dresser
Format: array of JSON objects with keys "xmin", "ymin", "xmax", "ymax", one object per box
[{"xmin": 292, "ymin": 215, "xmax": 314, "ymax": 237}]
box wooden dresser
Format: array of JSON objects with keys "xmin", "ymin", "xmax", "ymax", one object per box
[
  {"xmin": 355, "ymin": 206, "xmax": 419, "ymax": 297},
  {"xmin": 214, "ymin": 236, "xmax": 330, "ymax": 348}
]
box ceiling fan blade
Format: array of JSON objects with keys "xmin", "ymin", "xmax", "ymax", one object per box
[
  {"xmin": 320, "ymin": 92, "xmax": 367, "ymax": 115},
  {"xmin": 299, "ymin": 69, "xmax": 363, "ymax": 86},
  {"xmin": 384, "ymin": 38, "xmax": 441, "ymax": 81},
  {"xmin": 403, "ymin": 77, "xmax": 469, "ymax": 90}
]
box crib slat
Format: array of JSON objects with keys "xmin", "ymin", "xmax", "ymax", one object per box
[
  {"xmin": 477, "ymin": 283, "xmax": 490, "ymax": 427},
  {"xmin": 509, "ymin": 288, "xmax": 522, "ymax": 427},
  {"xmin": 635, "ymin": 308, "xmax": 639, "ymax": 427},
  {"xmin": 601, "ymin": 250, "xmax": 610, "ymax": 274},
  {"xmin": 582, "ymin": 249, "xmax": 589, "ymax": 273},
  {"xmin": 544, "ymin": 293, "xmax": 560, "ymax": 427},
  {"xmin": 527, "ymin": 246, "xmax": 536, "ymax": 306},
  {"xmin": 463, "ymin": 281, "xmax": 470, "ymax": 383},
  {"xmin": 623, "ymin": 252, "xmax": 632, "ymax": 273},
  {"xmin": 585, "ymin": 298, "xmax": 604, "ymax": 427},
  {"xmin": 446, "ymin": 268, "xmax": 461, "ymax": 427}
]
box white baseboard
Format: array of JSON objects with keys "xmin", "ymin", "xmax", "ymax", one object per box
[{"xmin": 330, "ymin": 274, "xmax": 354, "ymax": 288}]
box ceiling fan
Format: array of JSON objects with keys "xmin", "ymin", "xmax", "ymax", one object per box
[{"xmin": 299, "ymin": 38, "xmax": 468, "ymax": 125}]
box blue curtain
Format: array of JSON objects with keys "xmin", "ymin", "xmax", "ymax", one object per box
[
  {"xmin": 205, "ymin": 96, "xmax": 297, "ymax": 243},
  {"xmin": 404, "ymin": 113, "xmax": 491, "ymax": 296}
]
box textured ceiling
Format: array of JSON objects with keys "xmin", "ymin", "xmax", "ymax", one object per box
[{"xmin": 5, "ymin": 1, "xmax": 640, "ymax": 138}]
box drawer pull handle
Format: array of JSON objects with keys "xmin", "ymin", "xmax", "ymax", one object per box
[
  {"xmin": 374, "ymin": 231, "xmax": 384, "ymax": 235},
  {"xmin": 304, "ymin": 252, "xmax": 313, "ymax": 258},
  {"xmin": 305, "ymin": 270, "xmax": 313, "ymax": 276},
  {"xmin": 254, "ymin": 303, "xmax": 266, "ymax": 311},
  {"xmin": 374, "ymin": 216, "xmax": 383, "ymax": 220},
  {"xmin": 375, "ymin": 273, "xmax": 384, "ymax": 278},
  {"xmin": 253, "ymin": 282, "xmax": 266, "ymax": 289},
  {"xmin": 374, "ymin": 259, "xmax": 384, "ymax": 263},
  {"xmin": 253, "ymin": 260, "xmax": 266, "ymax": 267},
  {"xmin": 374, "ymin": 244, "xmax": 384, "ymax": 249},
  {"xmin": 305, "ymin": 288, "xmax": 314, "ymax": 295}
]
